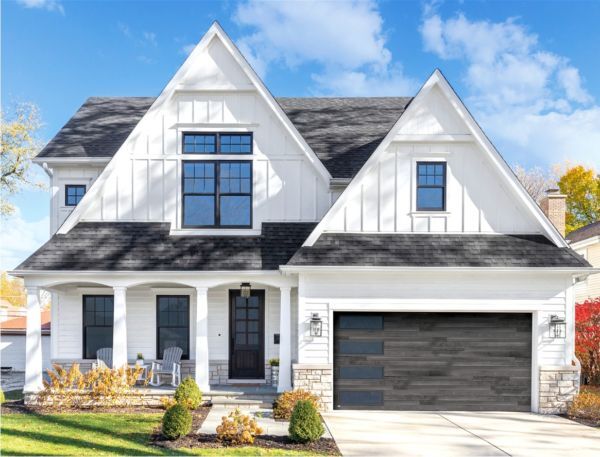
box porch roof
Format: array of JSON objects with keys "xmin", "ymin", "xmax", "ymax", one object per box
[
  {"xmin": 16, "ymin": 222, "xmax": 316, "ymax": 271},
  {"xmin": 287, "ymin": 233, "xmax": 591, "ymax": 268}
]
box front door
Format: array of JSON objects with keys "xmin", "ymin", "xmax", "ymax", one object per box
[{"xmin": 229, "ymin": 290, "xmax": 265, "ymax": 379}]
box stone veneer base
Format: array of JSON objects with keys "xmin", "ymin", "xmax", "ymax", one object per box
[
  {"xmin": 292, "ymin": 363, "xmax": 333, "ymax": 411},
  {"xmin": 539, "ymin": 365, "xmax": 580, "ymax": 414}
]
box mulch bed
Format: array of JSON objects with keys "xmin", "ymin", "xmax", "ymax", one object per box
[
  {"xmin": 564, "ymin": 415, "xmax": 600, "ymax": 428},
  {"xmin": 0, "ymin": 399, "xmax": 169, "ymax": 415},
  {"xmin": 153, "ymin": 432, "xmax": 340, "ymax": 455}
]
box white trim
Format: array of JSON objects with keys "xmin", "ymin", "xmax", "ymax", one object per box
[
  {"xmin": 280, "ymin": 265, "xmax": 597, "ymax": 274},
  {"xmin": 531, "ymin": 310, "xmax": 540, "ymax": 413},
  {"xmin": 303, "ymin": 69, "xmax": 568, "ymax": 248},
  {"xmin": 33, "ymin": 157, "xmax": 111, "ymax": 165},
  {"xmin": 569, "ymin": 236, "xmax": 600, "ymax": 250},
  {"xmin": 56, "ymin": 21, "xmax": 331, "ymax": 235},
  {"xmin": 393, "ymin": 134, "xmax": 473, "ymax": 143}
]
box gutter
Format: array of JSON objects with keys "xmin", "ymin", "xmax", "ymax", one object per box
[{"xmin": 280, "ymin": 265, "xmax": 600, "ymax": 274}]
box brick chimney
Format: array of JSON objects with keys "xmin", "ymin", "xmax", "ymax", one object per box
[{"xmin": 540, "ymin": 188, "xmax": 566, "ymax": 237}]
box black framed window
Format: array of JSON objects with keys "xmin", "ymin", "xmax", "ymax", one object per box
[
  {"xmin": 182, "ymin": 133, "xmax": 252, "ymax": 155},
  {"xmin": 83, "ymin": 295, "xmax": 113, "ymax": 359},
  {"xmin": 416, "ymin": 162, "xmax": 446, "ymax": 211},
  {"xmin": 182, "ymin": 161, "xmax": 252, "ymax": 228},
  {"xmin": 65, "ymin": 185, "xmax": 86, "ymax": 206},
  {"xmin": 157, "ymin": 295, "xmax": 189, "ymax": 359}
]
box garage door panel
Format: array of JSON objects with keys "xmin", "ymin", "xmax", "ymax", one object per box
[{"xmin": 334, "ymin": 312, "xmax": 532, "ymax": 411}]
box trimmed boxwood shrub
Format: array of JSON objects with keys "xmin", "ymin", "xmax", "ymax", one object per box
[
  {"xmin": 174, "ymin": 377, "xmax": 202, "ymax": 410},
  {"xmin": 162, "ymin": 404, "xmax": 192, "ymax": 440},
  {"xmin": 288, "ymin": 399, "xmax": 325, "ymax": 443}
]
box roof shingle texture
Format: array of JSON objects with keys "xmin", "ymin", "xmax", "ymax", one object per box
[
  {"xmin": 36, "ymin": 96, "xmax": 412, "ymax": 178},
  {"xmin": 287, "ymin": 233, "xmax": 590, "ymax": 268},
  {"xmin": 566, "ymin": 221, "xmax": 600, "ymax": 244},
  {"xmin": 16, "ymin": 222, "xmax": 316, "ymax": 271}
]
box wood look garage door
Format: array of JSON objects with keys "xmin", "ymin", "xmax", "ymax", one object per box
[{"xmin": 333, "ymin": 312, "xmax": 532, "ymax": 411}]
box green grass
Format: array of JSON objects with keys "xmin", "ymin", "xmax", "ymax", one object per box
[{"xmin": 0, "ymin": 412, "xmax": 320, "ymax": 456}]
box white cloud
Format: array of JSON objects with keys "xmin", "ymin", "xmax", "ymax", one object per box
[
  {"xmin": 180, "ymin": 43, "xmax": 196, "ymax": 56},
  {"xmin": 0, "ymin": 209, "xmax": 49, "ymax": 271},
  {"xmin": 17, "ymin": 0, "xmax": 64, "ymax": 15},
  {"xmin": 233, "ymin": 0, "xmax": 418, "ymax": 95},
  {"xmin": 143, "ymin": 31, "xmax": 157, "ymax": 47},
  {"xmin": 420, "ymin": 11, "xmax": 598, "ymax": 166}
]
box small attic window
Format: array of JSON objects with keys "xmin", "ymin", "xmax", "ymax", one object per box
[
  {"xmin": 65, "ymin": 185, "xmax": 86, "ymax": 206},
  {"xmin": 182, "ymin": 133, "xmax": 252, "ymax": 154},
  {"xmin": 416, "ymin": 162, "xmax": 446, "ymax": 211},
  {"xmin": 183, "ymin": 133, "xmax": 216, "ymax": 153}
]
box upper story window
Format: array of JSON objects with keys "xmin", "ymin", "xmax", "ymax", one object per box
[
  {"xmin": 182, "ymin": 161, "xmax": 252, "ymax": 228},
  {"xmin": 65, "ymin": 185, "xmax": 86, "ymax": 206},
  {"xmin": 416, "ymin": 162, "xmax": 446, "ymax": 211},
  {"xmin": 182, "ymin": 133, "xmax": 252, "ymax": 155}
]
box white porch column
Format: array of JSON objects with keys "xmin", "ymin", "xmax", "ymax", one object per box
[
  {"xmin": 278, "ymin": 286, "xmax": 292, "ymax": 392},
  {"xmin": 195, "ymin": 287, "xmax": 210, "ymax": 392},
  {"xmin": 112, "ymin": 286, "xmax": 128, "ymax": 368},
  {"xmin": 24, "ymin": 286, "xmax": 43, "ymax": 392}
]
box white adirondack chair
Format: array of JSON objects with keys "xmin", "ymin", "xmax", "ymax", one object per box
[
  {"xmin": 150, "ymin": 347, "xmax": 183, "ymax": 387},
  {"xmin": 94, "ymin": 347, "xmax": 113, "ymax": 369}
]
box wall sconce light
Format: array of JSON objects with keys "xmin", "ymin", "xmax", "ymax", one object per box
[
  {"xmin": 310, "ymin": 313, "xmax": 322, "ymax": 337},
  {"xmin": 240, "ymin": 282, "xmax": 251, "ymax": 298},
  {"xmin": 549, "ymin": 315, "xmax": 566, "ymax": 339}
]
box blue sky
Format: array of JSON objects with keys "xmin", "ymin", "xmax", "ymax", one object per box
[{"xmin": 2, "ymin": 0, "xmax": 600, "ymax": 270}]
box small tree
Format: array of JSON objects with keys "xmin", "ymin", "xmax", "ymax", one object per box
[
  {"xmin": 557, "ymin": 165, "xmax": 600, "ymax": 234},
  {"xmin": 1, "ymin": 103, "xmax": 45, "ymax": 216},
  {"xmin": 288, "ymin": 400, "xmax": 324, "ymax": 443},
  {"xmin": 575, "ymin": 298, "xmax": 600, "ymax": 385},
  {"xmin": 514, "ymin": 164, "xmax": 557, "ymax": 204}
]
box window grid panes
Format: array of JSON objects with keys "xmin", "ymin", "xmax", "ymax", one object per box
[
  {"xmin": 156, "ymin": 296, "xmax": 189, "ymax": 359},
  {"xmin": 182, "ymin": 161, "xmax": 252, "ymax": 228},
  {"xmin": 416, "ymin": 162, "xmax": 446, "ymax": 211},
  {"xmin": 83, "ymin": 295, "xmax": 113, "ymax": 359},
  {"xmin": 182, "ymin": 133, "xmax": 252, "ymax": 155},
  {"xmin": 65, "ymin": 185, "xmax": 86, "ymax": 206}
]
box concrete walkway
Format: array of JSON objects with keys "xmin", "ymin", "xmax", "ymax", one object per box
[
  {"xmin": 200, "ymin": 406, "xmax": 290, "ymax": 436},
  {"xmin": 323, "ymin": 411, "xmax": 600, "ymax": 457}
]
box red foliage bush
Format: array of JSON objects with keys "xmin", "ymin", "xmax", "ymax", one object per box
[{"xmin": 575, "ymin": 298, "xmax": 600, "ymax": 385}]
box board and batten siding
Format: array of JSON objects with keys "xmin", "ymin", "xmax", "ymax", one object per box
[
  {"xmin": 51, "ymin": 284, "xmax": 294, "ymax": 366},
  {"xmin": 297, "ymin": 271, "xmax": 573, "ymax": 367}
]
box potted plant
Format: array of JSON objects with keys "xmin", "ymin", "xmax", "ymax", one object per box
[
  {"xmin": 268, "ymin": 358, "xmax": 279, "ymax": 386},
  {"xmin": 136, "ymin": 353, "xmax": 144, "ymax": 366}
]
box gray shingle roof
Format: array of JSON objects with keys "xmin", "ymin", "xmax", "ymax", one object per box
[
  {"xmin": 37, "ymin": 97, "xmax": 155, "ymax": 159},
  {"xmin": 566, "ymin": 221, "xmax": 600, "ymax": 244},
  {"xmin": 16, "ymin": 222, "xmax": 316, "ymax": 271},
  {"xmin": 287, "ymin": 233, "xmax": 590, "ymax": 268},
  {"xmin": 36, "ymin": 96, "xmax": 412, "ymax": 178}
]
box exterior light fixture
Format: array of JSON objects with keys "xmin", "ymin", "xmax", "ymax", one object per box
[
  {"xmin": 240, "ymin": 282, "xmax": 251, "ymax": 298},
  {"xmin": 310, "ymin": 313, "xmax": 322, "ymax": 337},
  {"xmin": 549, "ymin": 315, "xmax": 566, "ymax": 339}
]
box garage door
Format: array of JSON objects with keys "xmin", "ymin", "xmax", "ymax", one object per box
[{"xmin": 333, "ymin": 312, "xmax": 532, "ymax": 411}]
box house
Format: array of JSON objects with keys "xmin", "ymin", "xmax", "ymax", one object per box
[
  {"xmin": 567, "ymin": 221, "xmax": 600, "ymax": 302},
  {"xmin": 11, "ymin": 23, "xmax": 594, "ymax": 413},
  {"xmin": 0, "ymin": 309, "xmax": 51, "ymax": 372}
]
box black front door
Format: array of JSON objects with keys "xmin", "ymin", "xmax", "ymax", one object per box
[{"xmin": 229, "ymin": 290, "xmax": 265, "ymax": 379}]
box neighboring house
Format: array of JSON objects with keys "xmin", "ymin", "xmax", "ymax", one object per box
[
  {"xmin": 0, "ymin": 310, "xmax": 51, "ymax": 372},
  {"xmin": 567, "ymin": 221, "xmax": 600, "ymax": 302},
  {"xmin": 11, "ymin": 23, "xmax": 594, "ymax": 414}
]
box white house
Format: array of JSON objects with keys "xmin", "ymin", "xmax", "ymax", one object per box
[
  {"xmin": 12, "ymin": 23, "xmax": 594, "ymax": 413},
  {"xmin": 567, "ymin": 221, "xmax": 600, "ymax": 302}
]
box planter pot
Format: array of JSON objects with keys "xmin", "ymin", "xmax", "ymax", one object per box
[
  {"xmin": 271, "ymin": 365, "xmax": 279, "ymax": 387},
  {"xmin": 135, "ymin": 359, "xmax": 144, "ymax": 366}
]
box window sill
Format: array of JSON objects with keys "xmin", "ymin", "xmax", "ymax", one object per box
[
  {"xmin": 170, "ymin": 228, "xmax": 261, "ymax": 236},
  {"xmin": 410, "ymin": 211, "xmax": 450, "ymax": 216}
]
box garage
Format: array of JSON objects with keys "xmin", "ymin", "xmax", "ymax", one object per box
[{"xmin": 333, "ymin": 312, "xmax": 532, "ymax": 411}]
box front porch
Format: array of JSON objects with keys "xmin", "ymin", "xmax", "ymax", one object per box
[{"xmin": 21, "ymin": 272, "xmax": 298, "ymax": 399}]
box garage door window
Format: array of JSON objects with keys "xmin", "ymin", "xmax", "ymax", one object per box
[
  {"xmin": 338, "ymin": 340, "xmax": 383, "ymax": 354},
  {"xmin": 338, "ymin": 391, "xmax": 383, "ymax": 406},
  {"xmin": 338, "ymin": 314, "xmax": 383, "ymax": 329},
  {"xmin": 339, "ymin": 366, "xmax": 384, "ymax": 379}
]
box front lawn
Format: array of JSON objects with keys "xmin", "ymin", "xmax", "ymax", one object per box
[{"xmin": 0, "ymin": 412, "xmax": 322, "ymax": 456}]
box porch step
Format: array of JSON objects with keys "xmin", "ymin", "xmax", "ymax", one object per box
[
  {"xmin": 208, "ymin": 397, "xmax": 275, "ymax": 408},
  {"xmin": 204, "ymin": 386, "xmax": 278, "ymax": 409}
]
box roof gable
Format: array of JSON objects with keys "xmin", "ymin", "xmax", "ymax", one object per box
[{"xmin": 303, "ymin": 69, "xmax": 568, "ymax": 247}]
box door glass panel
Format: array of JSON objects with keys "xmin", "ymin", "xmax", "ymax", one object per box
[
  {"xmin": 236, "ymin": 333, "xmax": 246, "ymax": 344},
  {"xmin": 247, "ymin": 334, "xmax": 259, "ymax": 345},
  {"xmin": 248, "ymin": 308, "xmax": 258, "ymax": 319},
  {"xmin": 236, "ymin": 321, "xmax": 246, "ymax": 332}
]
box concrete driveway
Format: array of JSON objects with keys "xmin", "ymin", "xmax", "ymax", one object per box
[{"xmin": 322, "ymin": 411, "xmax": 600, "ymax": 456}]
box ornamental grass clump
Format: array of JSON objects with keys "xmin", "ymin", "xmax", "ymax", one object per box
[
  {"xmin": 568, "ymin": 387, "xmax": 600, "ymax": 424},
  {"xmin": 162, "ymin": 403, "xmax": 193, "ymax": 440},
  {"xmin": 273, "ymin": 389, "xmax": 320, "ymax": 420},
  {"xmin": 216, "ymin": 408, "xmax": 263, "ymax": 445},
  {"xmin": 174, "ymin": 377, "xmax": 202, "ymax": 410},
  {"xmin": 288, "ymin": 399, "xmax": 325, "ymax": 443}
]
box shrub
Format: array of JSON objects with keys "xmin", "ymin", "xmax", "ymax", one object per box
[
  {"xmin": 268, "ymin": 358, "xmax": 280, "ymax": 367},
  {"xmin": 0, "ymin": 387, "xmax": 5, "ymax": 404},
  {"xmin": 288, "ymin": 400, "xmax": 324, "ymax": 443},
  {"xmin": 162, "ymin": 404, "xmax": 192, "ymax": 440},
  {"xmin": 568, "ymin": 387, "xmax": 600, "ymax": 424},
  {"xmin": 160, "ymin": 396, "xmax": 177, "ymax": 410},
  {"xmin": 273, "ymin": 389, "xmax": 319, "ymax": 420},
  {"xmin": 216, "ymin": 408, "xmax": 263, "ymax": 445},
  {"xmin": 174, "ymin": 377, "xmax": 202, "ymax": 410},
  {"xmin": 575, "ymin": 298, "xmax": 600, "ymax": 385}
]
